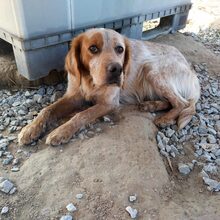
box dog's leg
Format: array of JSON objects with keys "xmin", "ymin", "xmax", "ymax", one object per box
[
  {"xmin": 18, "ymin": 93, "xmax": 83, "ymax": 145},
  {"xmin": 46, "ymin": 104, "xmax": 114, "ymax": 146},
  {"xmin": 139, "ymin": 100, "xmax": 170, "ymax": 112},
  {"xmin": 147, "ymin": 72, "xmax": 186, "ymax": 127}
]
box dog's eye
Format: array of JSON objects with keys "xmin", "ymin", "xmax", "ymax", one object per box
[
  {"xmin": 89, "ymin": 45, "xmax": 99, "ymax": 54},
  {"xmin": 115, "ymin": 46, "xmax": 124, "ymax": 54}
]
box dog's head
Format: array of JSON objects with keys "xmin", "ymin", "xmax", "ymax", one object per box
[{"xmin": 65, "ymin": 28, "xmax": 131, "ymax": 88}]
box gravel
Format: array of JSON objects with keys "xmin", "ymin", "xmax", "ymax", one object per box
[{"xmin": 156, "ymin": 62, "xmax": 220, "ymax": 189}]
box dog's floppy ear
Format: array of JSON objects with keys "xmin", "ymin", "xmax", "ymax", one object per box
[
  {"xmin": 122, "ymin": 37, "xmax": 131, "ymax": 88},
  {"xmin": 65, "ymin": 34, "xmax": 84, "ymax": 87}
]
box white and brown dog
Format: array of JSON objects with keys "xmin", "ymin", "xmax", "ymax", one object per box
[{"xmin": 18, "ymin": 28, "xmax": 200, "ymax": 146}]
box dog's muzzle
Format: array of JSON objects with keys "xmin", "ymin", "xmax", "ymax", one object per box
[{"xmin": 106, "ymin": 62, "xmax": 122, "ymax": 86}]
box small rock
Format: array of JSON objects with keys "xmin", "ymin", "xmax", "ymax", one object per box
[
  {"xmin": 126, "ymin": 206, "xmax": 138, "ymax": 219},
  {"xmin": 9, "ymin": 187, "xmax": 17, "ymax": 194},
  {"xmin": 200, "ymin": 143, "xmax": 218, "ymax": 152},
  {"xmin": 60, "ymin": 215, "xmax": 73, "ymax": 220},
  {"xmin": 165, "ymin": 128, "xmax": 175, "ymax": 137},
  {"xmin": 11, "ymin": 166, "xmax": 20, "ymax": 172},
  {"xmin": 3, "ymin": 155, "xmax": 14, "ymax": 165},
  {"xmin": 165, "ymin": 145, "xmax": 171, "ymax": 153},
  {"xmin": 215, "ymin": 159, "xmax": 220, "ymax": 166},
  {"xmin": 214, "ymin": 149, "xmax": 220, "ymax": 157},
  {"xmin": 0, "ymin": 179, "xmax": 14, "ymax": 193},
  {"xmin": 203, "ymin": 177, "xmax": 220, "ymax": 191},
  {"xmin": 1, "ymin": 206, "xmax": 9, "ymax": 215},
  {"xmin": 33, "ymin": 94, "xmax": 42, "ymax": 103},
  {"xmin": 199, "ymin": 170, "xmax": 209, "ymax": 178},
  {"xmin": 76, "ymin": 193, "xmax": 83, "ymax": 199},
  {"xmin": 103, "ymin": 116, "xmax": 111, "ymax": 122},
  {"xmin": 50, "ymin": 91, "xmax": 63, "ymax": 103},
  {"xmin": 203, "ymin": 163, "xmax": 218, "ymax": 174},
  {"xmin": 12, "ymin": 158, "xmax": 19, "ymax": 166},
  {"xmin": 66, "ymin": 203, "xmax": 77, "ymax": 212},
  {"xmin": 178, "ymin": 163, "xmax": 191, "ymax": 175},
  {"xmin": 129, "ymin": 195, "xmax": 137, "ymax": 202},
  {"xmin": 207, "ymin": 135, "xmax": 216, "ymax": 144}
]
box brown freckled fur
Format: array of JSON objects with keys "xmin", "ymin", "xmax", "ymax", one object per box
[{"xmin": 18, "ymin": 28, "xmax": 200, "ymax": 146}]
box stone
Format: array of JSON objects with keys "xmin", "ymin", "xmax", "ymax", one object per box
[
  {"xmin": 178, "ymin": 163, "xmax": 191, "ymax": 175},
  {"xmin": 215, "ymin": 159, "xmax": 220, "ymax": 166},
  {"xmin": 203, "ymin": 177, "xmax": 220, "ymax": 191},
  {"xmin": 0, "ymin": 179, "xmax": 14, "ymax": 193},
  {"xmin": 129, "ymin": 195, "xmax": 137, "ymax": 202},
  {"xmin": 60, "ymin": 215, "xmax": 73, "ymax": 220},
  {"xmin": 11, "ymin": 166, "xmax": 20, "ymax": 172},
  {"xmin": 207, "ymin": 135, "xmax": 217, "ymax": 144},
  {"xmin": 1, "ymin": 206, "xmax": 9, "ymax": 215},
  {"xmin": 3, "ymin": 155, "xmax": 14, "ymax": 165},
  {"xmin": 33, "ymin": 94, "xmax": 43, "ymax": 103},
  {"xmin": 201, "ymin": 143, "xmax": 218, "ymax": 152},
  {"xmin": 214, "ymin": 149, "xmax": 220, "ymax": 157},
  {"xmin": 215, "ymin": 121, "xmax": 220, "ymax": 132},
  {"xmin": 203, "ymin": 164, "xmax": 218, "ymax": 174},
  {"xmin": 199, "ymin": 170, "xmax": 209, "ymax": 178},
  {"xmin": 103, "ymin": 116, "xmax": 111, "ymax": 122},
  {"xmin": 24, "ymin": 91, "xmax": 31, "ymax": 97},
  {"xmin": 12, "ymin": 158, "xmax": 19, "ymax": 166},
  {"xmin": 9, "ymin": 187, "xmax": 17, "ymax": 194},
  {"xmin": 165, "ymin": 145, "xmax": 171, "ymax": 153},
  {"xmin": 165, "ymin": 128, "xmax": 175, "ymax": 137},
  {"xmin": 66, "ymin": 203, "xmax": 77, "ymax": 212},
  {"xmin": 126, "ymin": 206, "xmax": 138, "ymax": 219},
  {"xmin": 76, "ymin": 193, "xmax": 83, "ymax": 199},
  {"xmin": 50, "ymin": 91, "xmax": 63, "ymax": 103}
]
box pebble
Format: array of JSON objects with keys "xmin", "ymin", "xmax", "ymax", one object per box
[
  {"xmin": 9, "ymin": 187, "xmax": 17, "ymax": 194},
  {"xmin": 178, "ymin": 163, "xmax": 191, "ymax": 175},
  {"xmin": 203, "ymin": 164, "xmax": 218, "ymax": 174},
  {"xmin": 215, "ymin": 159, "xmax": 220, "ymax": 166},
  {"xmin": 0, "ymin": 179, "xmax": 14, "ymax": 193},
  {"xmin": 76, "ymin": 193, "xmax": 83, "ymax": 199},
  {"xmin": 103, "ymin": 116, "xmax": 111, "ymax": 122},
  {"xmin": 12, "ymin": 158, "xmax": 19, "ymax": 166},
  {"xmin": 60, "ymin": 215, "xmax": 73, "ymax": 220},
  {"xmin": 126, "ymin": 206, "xmax": 138, "ymax": 219},
  {"xmin": 203, "ymin": 177, "xmax": 220, "ymax": 191},
  {"xmin": 1, "ymin": 206, "xmax": 9, "ymax": 215},
  {"xmin": 66, "ymin": 203, "xmax": 77, "ymax": 212},
  {"xmin": 11, "ymin": 166, "xmax": 20, "ymax": 172},
  {"xmin": 129, "ymin": 195, "xmax": 137, "ymax": 202}
]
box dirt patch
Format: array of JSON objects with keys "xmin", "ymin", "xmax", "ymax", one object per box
[
  {"xmin": 1, "ymin": 110, "xmax": 170, "ymax": 220},
  {"xmin": 151, "ymin": 32, "xmax": 220, "ymax": 77}
]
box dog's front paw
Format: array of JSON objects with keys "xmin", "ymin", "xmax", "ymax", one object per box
[
  {"xmin": 46, "ymin": 125, "xmax": 74, "ymax": 146},
  {"xmin": 154, "ymin": 116, "xmax": 176, "ymax": 128},
  {"xmin": 18, "ymin": 121, "xmax": 46, "ymax": 145}
]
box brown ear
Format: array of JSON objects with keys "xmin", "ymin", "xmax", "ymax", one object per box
[
  {"xmin": 122, "ymin": 37, "xmax": 131, "ymax": 88},
  {"xmin": 65, "ymin": 34, "xmax": 84, "ymax": 87}
]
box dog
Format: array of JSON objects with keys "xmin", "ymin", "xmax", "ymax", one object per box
[{"xmin": 18, "ymin": 28, "xmax": 200, "ymax": 146}]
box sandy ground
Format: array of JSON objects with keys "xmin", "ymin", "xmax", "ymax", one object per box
[{"xmin": 1, "ymin": 1, "xmax": 220, "ymax": 220}]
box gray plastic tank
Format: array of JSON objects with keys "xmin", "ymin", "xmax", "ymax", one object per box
[{"xmin": 0, "ymin": 0, "xmax": 191, "ymax": 80}]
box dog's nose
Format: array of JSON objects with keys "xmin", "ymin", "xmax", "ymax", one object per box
[{"xmin": 107, "ymin": 63, "xmax": 122, "ymax": 76}]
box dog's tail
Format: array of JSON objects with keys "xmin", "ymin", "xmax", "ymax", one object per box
[{"xmin": 177, "ymin": 99, "xmax": 196, "ymax": 130}]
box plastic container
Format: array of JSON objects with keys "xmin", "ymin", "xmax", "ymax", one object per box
[{"xmin": 0, "ymin": 0, "xmax": 191, "ymax": 80}]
